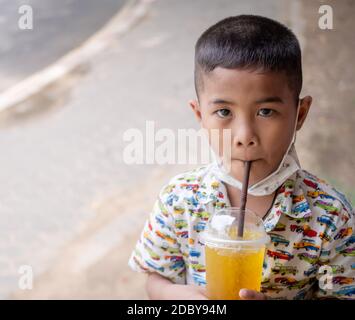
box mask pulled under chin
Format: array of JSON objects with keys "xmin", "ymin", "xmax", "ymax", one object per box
[{"xmin": 210, "ymin": 143, "xmax": 301, "ymax": 197}]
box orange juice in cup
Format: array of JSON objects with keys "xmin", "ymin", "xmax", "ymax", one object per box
[{"xmin": 201, "ymin": 208, "xmax": 268, "ymax": 300}]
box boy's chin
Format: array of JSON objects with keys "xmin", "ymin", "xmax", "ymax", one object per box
[
  {"xmin": 228, "ymin": 159, "xmax": 270, "ymax": 184},
  {"xmin": 230, "ymin": 158, "xmax": 262, "ymax": 170}
]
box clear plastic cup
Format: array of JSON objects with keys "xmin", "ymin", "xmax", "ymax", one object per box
[{"xmin": 201, "ymin": 207, "xmax": 269, "ymax": 300}]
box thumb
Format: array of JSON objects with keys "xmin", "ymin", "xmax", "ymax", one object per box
[{"xmin": 239, "ymin": 289, "xmax": 267, "ymax": 300}]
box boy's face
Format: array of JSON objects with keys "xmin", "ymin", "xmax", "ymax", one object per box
[{"xmin": 189, "ymin": 67, "xmax": 312, "ymax": 186}]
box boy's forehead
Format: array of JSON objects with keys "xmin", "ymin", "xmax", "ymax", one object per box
[{"xmin": 201, "ymin": 67, "xmax": 292, "ymax": 103}]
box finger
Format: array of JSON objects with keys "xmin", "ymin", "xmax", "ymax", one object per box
[
  {"xmin": 239, "ymin": 289, "xmax": 266, "ymax": 300},
  {"xmin": 198, "ymin": 287, "xmax": 207, "ymax": 295},
  {"xmin": 197, "ymin": 287, "xmax": 209, "ymax": 299}
]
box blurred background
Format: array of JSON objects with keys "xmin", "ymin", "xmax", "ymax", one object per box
[{"xmin": 0, "ymin": 0, "xmax": 353, "ymax": 299}]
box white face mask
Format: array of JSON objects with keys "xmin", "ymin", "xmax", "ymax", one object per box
[{"xmin": 210, "ymin": 100, "xmax": 301, "ymax": 197}]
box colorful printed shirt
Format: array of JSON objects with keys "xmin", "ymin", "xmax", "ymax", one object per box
[{"xmin": 128, "ymin": 164, "xmax": 355, "ymax": 300}]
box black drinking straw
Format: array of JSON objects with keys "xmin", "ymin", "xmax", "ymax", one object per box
[{"xmin": 237, "ymin": 161, "xmax": 252, "ymax": 238}]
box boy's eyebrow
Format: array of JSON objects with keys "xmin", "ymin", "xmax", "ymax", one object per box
[
  {"xmin": 254, "ymin": 96, "xmax": 284, "ymax": 104},
  {"xmin": 209, "ymin": 99, "xmax": 235, "ymax": 105},
  {"xmin": 209, "ymin": 96, "xmax": 284, "ymax": 106}
]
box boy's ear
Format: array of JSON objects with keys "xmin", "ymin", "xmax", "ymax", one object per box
[
  {"xmin": 296, "ymin": 96, "xmax": 312, "ymax": 131},
  {"xmin": 188, "ymin": 99, "xmax": 202, "ymax": 123}
]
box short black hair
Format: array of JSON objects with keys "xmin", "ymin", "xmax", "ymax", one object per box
[{"xmin": 194, "ymin": 15, "xmax": 302, "ymax": 103}]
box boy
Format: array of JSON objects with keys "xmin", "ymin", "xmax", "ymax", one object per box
[{"xmin": 128, "ymin": 15, "xmax": 354, "ymax": 300}]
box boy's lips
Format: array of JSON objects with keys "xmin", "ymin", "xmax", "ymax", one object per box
[{"xmin": 233, "ymin": 158, "xmax": 260, "ymax": 162}]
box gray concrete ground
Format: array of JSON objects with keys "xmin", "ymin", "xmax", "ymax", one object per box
[
  {"xmin": 0, "ymin": 0, "xmax": 126, "ymax": 93},
  {"xmin": 1, "ymin": 0, "xmax": 353, "ymax": 299}
]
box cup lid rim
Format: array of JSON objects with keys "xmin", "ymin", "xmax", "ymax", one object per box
[{"xmin": 200, "ymin": 231, "xmax": 270, "ymax": 247}]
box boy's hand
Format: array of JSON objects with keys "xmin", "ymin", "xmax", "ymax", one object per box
[
  {"xmin": 146, "ymin": 272, "xmax": 208, "ymax": 300},
  {"xmin": 239, "ymin": 289, "xmax": 267, "ymax": 300},
  {"xmin": 179, "ymin": 284, "xmax": 209, "ymax": 300}
]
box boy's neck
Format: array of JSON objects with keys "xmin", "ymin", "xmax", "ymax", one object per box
[{"xmin": 225, "ymin": 184, "xmax": 277, "ymax": 220}]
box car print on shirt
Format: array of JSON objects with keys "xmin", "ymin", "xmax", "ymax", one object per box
[
  {"xmin": 164, "ymin": 255, "xmax": 184, "ymax": 262},
  {"xmin": 319, "ymin": 231, "xmax": 332, "ymax": 242},
  {"xmin": 274, "ymin": 222, "xmax": 286, "ymax": 232},
  {"xmin": 269, "ymin": 233, "xmax": 290, "ymax": 247},
  {"xmin": 304, "ymin": 265, "xmax": 318, "ymax": 277},
  {"xmin": 213, "ymin": 201, "xmax": 226, "ymax": 210},
  {"xmin": 328, "ymin": 265, "xmax": 345, "ymax": 274},
  {"xmin": 290, "ymin": 224, "xmax": 304, "ymax": 233},
  {"xmin": 293, "ymin": 238, "xmax": 320, "ymax": 252},
  {"xmin": 181, "ymin": 176, "xmax": 197, "ymax": 183},
  {"xmin": 163, "ymin": 184, "xmax": 176, "ymax": 194},
  {"xmin": 278, "ymin": 181, "xmax": 293, "ymax": 196},
  {"xmin": 314, "ymin": 200, "xmax": 340, "ymax": 216},
  {"xmin": 303, "ymin": 178, "xmax": 318, "ymax": 189},
  {"xmin": 275, "ymin": 277, "xmax": 298, "ymax": 286},
  {"xmin": 292, "ymin": 195, "xmax": 305, "ymax": 203},
  {"xmin": 173, "ymin": 206, "xmax": 185, "ymax": 215},
  {"xmin": 307, "ymin": 190, "xmax": 335, "ymax": 201},
  {"xmin": 333, "ymin": 286, "xmax": 355, "ymax": 297},
  {"xmin": 288, "ymin": 216, "xmax": 312, "ymax": 224},
  {"xmin": 190, "ymin": 262, "xmax": 205, "ymax": 272},
  {"xmin": 303, "ymin": 225, "xmax": 318, "ymax": 237},
  {"xmin": 166, "ymin": 194, "xmax": 179, "ymax": 206},
  {"xmin": 193, "ymin": 222, "xmax": 206, "ymax": 232},
  {"xmin": 189, "ymin": 249, "xmax": 201, "ymax": 258},
  {"xmin": 185, "ymin": 196, "xmax": 199, "ymax": 207},
  {"xmin": 146, "ymin": 260, "xmax": 165, "ymax": 273},
  {"xmin": 267, "ymin": 249, "xmax": 294, "ymax": 261},
  {"xmin": 181, "ymin": 183, "xmax": 199, "ymax": 192},
  {"xmin": 155, "ymin": 215, "xmax": 169, "ymax": 229},
  {"xmin": 334, "ymin": 227, "xmax": 353, "ymax": 240},
  {"xmin": 144, "ymin": 231, "xmax": 154, "ymax": 246},
  {"xmin": 189, "ymin": 209, "xmax": 210, "ymax": 221},
  {"xmin": 271, "ymin": 263, "xmax": 298, "ymax": 276},
  {"xmin": 261, "ymin": 279, "xmax": 284, "ymax": 294},
  {"xmin": 337, "ymin": 247, "xmax": 355, "ymax": 257},
  {"xmin": 196, "ymin": 191, "xmax": 208, "ymax": 202},
  {"xmin": 317, "ymin": 215, "xmax": 337, "ymax": 231},
  {"xmin": 297, "ymin": 252, "xmax": 318, "ymax": 265},
  {"xmin": 176, "ymin": 230, "xmax": 189, "ymax": 238},
  {"xmin": 332, "ymin": 276, "xmax": 354, "ymax": 285},
  {"xmin": 175, "ymin": 219, "xmax": 188, "ymax": 229},
  {"xmin": 303, "ymin": 225, "xmax": 317, "ymax": 238},
  {"xmin": 210, "ymin": 181, "xmax": 220, "ymax": 189},
  {"xmin": 192, "ymin": 273, "xmax": 206, "ymax": 286},
  {"xmin": 292, "ymin": 202, "xmax": 310, "ymax": 214},
  {"xmin": 160, "ymin": 244, "xmax": 180, "ymax": 254},
  {"xmin": 335, "ymin": 235, "xmax": 355, "ymax": 252},
  {"xmin": 169, "ymin": 259, "xmax": 185, "ymax": 271},
  {"xmin": 293, "ymin": 288, "xmax": 308, "ymax": 300},
  {"xmin": 319, "ymin": 249, "xmax": 331, "ymax": 257},
  {"xmin": 155, "ymin": 230, "xmax": 177, "ymax": 245},
  {"xmin": 287, "ymin": 278, "xmax": 311, "ymax": 290},
  {"xmin": 290, "ymin": 224, "xmax": 318, "ymax": 237},
  {"xmin": 145, "ymin": 246, "xmax": 161, "ymax": 261}
]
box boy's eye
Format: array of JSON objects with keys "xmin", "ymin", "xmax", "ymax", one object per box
[
  {"xmin": 257, "ymin": 108, "xmax": 274, "ymax": 117},
  {"xmin": 215, "ymin": 109, "xmax": 231, "ymax": 118}
]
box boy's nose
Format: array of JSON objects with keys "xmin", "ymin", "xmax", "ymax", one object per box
[{"xmin": 232, "ymin": 122, "xmax": 258, "ymax": 149}]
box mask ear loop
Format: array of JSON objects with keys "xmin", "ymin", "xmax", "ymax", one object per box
[{"xmin": 292, "ymin": 98, "xmax": 301, "ymax": 145}]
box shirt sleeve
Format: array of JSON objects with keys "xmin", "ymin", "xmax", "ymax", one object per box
[
  {"xmin": 128, "ymin": 190, "xmax": 186, "ymax": 284},
  {"xmin": 314, "ymin": 205, "xmax": 355, "ymax": 300}
]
